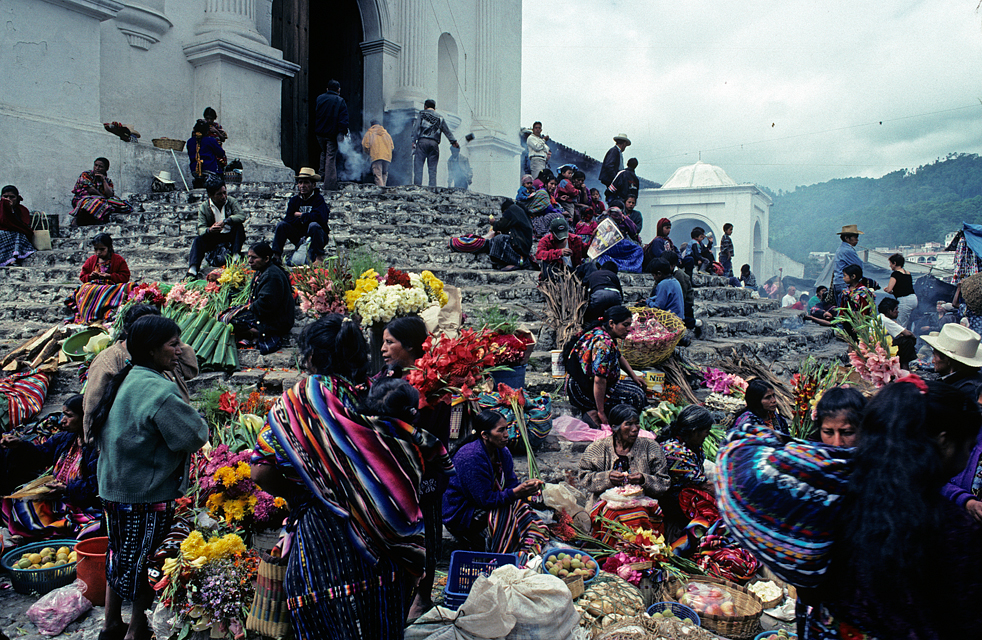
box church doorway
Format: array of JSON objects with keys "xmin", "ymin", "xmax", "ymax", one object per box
[
  {"xmin": 273, "ymin": 0, "xmax": 365, "ymax": 173},
  {"xmin": 669, "ymin": 217, "xmax": 719, "ymax": 257}
]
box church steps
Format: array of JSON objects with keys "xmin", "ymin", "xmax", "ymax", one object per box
[{"xmin": 700, "ymin": 309, "xmax": 805, "ymax": 339}]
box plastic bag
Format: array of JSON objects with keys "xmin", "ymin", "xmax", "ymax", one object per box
[
  {"xmin": 679, "ymin": 582, "xmax": 736, "ymax": 616},
  {"xmin": 541, "ymin": 483, "xmax": 585, "ymax": 515},
  {"xmin": 27, "ymin": 579, "xmax": 93, "ymax": 636}
]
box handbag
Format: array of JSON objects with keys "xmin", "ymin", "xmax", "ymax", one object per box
[
  {"xmin": 820, "ymin": 278, "xmax": 836, "ymax": 305},
  {"xmin": 245, "ymin": 550, "xmax": 291, "ymax": 638},
  {"xmin": 30, "ymin": 212, "xmax": 52, "ymax": 251},
  {"xmin": 290, "ymin": 237, "xmax": 311, "ymax": 266}
]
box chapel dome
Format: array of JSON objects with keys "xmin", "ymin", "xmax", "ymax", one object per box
[{"xmin": 661, "ymin": 161, "xmax": 738, "ymax": 188}]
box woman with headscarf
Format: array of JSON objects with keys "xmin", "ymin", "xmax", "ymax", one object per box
[
  {"xmin": 1, "ymin": 394, "xmax": 101, "ymax": 543},
  {"xmin": 442, "ymin": 409, "xmax": 546, "ymax": 556},
  {"xmin": 730, "ymin": 378, "xmax": 790, "ymax": 438},
  {"xmin": 252, "ymin": 314, "xmax": 450, "ymax": 639},
  {"xmin": 70, "ymin": 157, "xmax": 133, "ymax": 226},
  {"xmin": 564, "ymin": 305, "xmax": 647, "ymax": 428},
  {"xmin": 717, "ymin": 378, "xmax": 982, "ymax": 639},
  {"xmin": 94, "ymin": 315, "xmax": 209, "ymax": 640},
  {"xmin": 0, "ymin": 185, "xmax": 35, "ymax": 267},
  {"xmin": 71, "ymin": 233, "xmax": 132, "ymax": 323},
  {"xmin": 643, "ymin": 217, "xmax": 675, "ymax": 270}
]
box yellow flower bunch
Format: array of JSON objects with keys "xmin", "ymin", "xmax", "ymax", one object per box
[
  {"xmin": 345, "ymin": 269, "xmax": 381, "ymax": 310},
  {"xmin": 179, "ymin": 531, "xmax": 247, "ymax": 565},
  {"xmin": 218, "ymin": 263, "xmax": 247, "ymax": 288},
  {"xmin": 421, "ymin": 270, "xmax": 449, "ymax": 307},
  {"xmin": 214, "ymin": 466, "xmax": 237, "ymax": 488}
]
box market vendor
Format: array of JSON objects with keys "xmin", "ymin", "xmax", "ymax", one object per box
[
  {"xmin": 380, "ymin": 315, "xmax": 428, "ymax": 374},
  {"xmin": 563, "ymin": 305, "xmax": 648, "ymax": 428},
  {"xmin": 231, "ymin": 242, "xmax": 295, "ymax": 354},
  {"xmin": 69, "ymin": 157, "xmax": 133, "ymax": 226},
  {"xmin": 450, "ymin": 199, "xmax": 534, "ymax": 272},
  {"xmin": 922, "ymin": 323, "xmax": 982, "ymax": 399},
  {"xmin": 83, "ymin": 304, "xmax": 198, "ymax": 442},
  {"xmin": 579, "ymin": 404, "xmax": 670, "ymax": 504},
  {"xmin": 71, "ymin": 233, "xmax": 132, "ymax": 323},
  {"xmin": 656, "ymin": 405, "xmax": 716, "ymax": 539},
  {"xmin": 730, "ymin": 378, "xmax": 790, "ymax": 438},
  {"xmin": 0, "ymin": 395, "xmax": 101, "ymax": 544},
  {"xmin": 814, "ymin": 386, "xmax": 865, "ymax": 449},
  {"xmin": 443, "ymin": 409, "xmax": 548, "ymax": 555},
  {"xmin": 185, "ymin": 179, "xmax": 247, "ymax": 280},
  {"xmin": 943, "ymin": 384, "xmax": 982, "ymax": 523},
  {"xmin": 0, "ymin": 185, "xmax": 36, "ymax": 266}
]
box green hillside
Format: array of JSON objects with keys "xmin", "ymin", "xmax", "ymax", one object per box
[{"xmin": 768, "ymin": 153, "xmax": 982, "ymax": 262}]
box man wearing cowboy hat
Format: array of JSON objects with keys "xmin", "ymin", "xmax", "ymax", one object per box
[
  {"xmin": 832, "ymin": 224, "xmax": 864, "ymax": 303},
  {"xmin": 270, "ymin": 168, "xmax": 329, "ymax": 265},
  {"xmin": 599, "ymin": 134, "xmax": 631, "ymax": 189},
  {"xmin": 185, "ymin": 177, "xmax": 248, "ymax": 279},
  {"xmin": 923, "ymin": 323, "xmax": 982, "ymax": 398}
]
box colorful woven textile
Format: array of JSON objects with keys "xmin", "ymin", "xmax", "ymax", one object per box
[
  {"xmin": 70, "ymin": 171, "xmax": 133, "ymax": 222},
  {"xmin": 0, "ymin": 230, "xmax": 35, "ymax": 266},
  {"xmin": 487, "ymin": 499, "xmax": 549, "ymax": 558},
  {"xmin": 450, "ymin": 234, "xmax": 487, "ymax": 253},
  {"xmin": 954, "ymin": 235, "xmax": 982, "ymax": 284},
  {"xmin": 590, "ymin": 499, "xmax": 665, "ymax": 545},
  {"xmin": 715, "ymin": 422, "xmax": 851, "ymax": 589},
  {"xmin": 597, "ymin": 238, "xmax": 645, "ymax": 273},
  {"xmin": 73, "ymin": 282, "xmax": 132, "ymax": 323},
  {"xmin": 103, "ymin": 499, "xmax": 174, "ymax": 601},
  {"xmin": 0, "ymin": 369, "xmax": 49, "ymax": 432},
  {"xmin": 477, "ymin": 390, "xmax": 553, "ymax": 442},
  {"xmin": 266, "ymin": 375, "xmax": 452, "ymax": 577}
]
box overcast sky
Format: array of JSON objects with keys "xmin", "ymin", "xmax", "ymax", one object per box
[{"xmin": 521, "ymin": 0, "xmax": 982, "ymax": 192}]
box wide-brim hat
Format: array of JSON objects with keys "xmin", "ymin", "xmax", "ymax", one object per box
[
  {"xmin": 296, "ymin": 167, "xmax": 321, "ymax": 181},
  {"xmin": 922, "ymin": 323, "xmax": 982, "ymax": 368},
  {"xmin": 837, "ymin": 224, "xmax": 864, "ymax": 235},
  {"xmin": 613, "ymin": 134, "xmax": 631, "ymax": 145},
  {"xmin": 153, "ymin": 170, "xmax": 175, "ymax": 184},
  {"xmin": 959, "ymin": 273, "xmax": 982, "ymax": 316}
]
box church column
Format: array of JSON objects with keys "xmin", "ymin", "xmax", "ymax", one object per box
[
  {"xmin": 183, "ymin": 0, "xmax": 299, "ymax": 162},
  {"xmin": 390, "ymin": 0, "xmax": 427, "ymax": 108},
  {"xmin": 471, "ymin": 0, "xmax": 499, "ymax": 131}
]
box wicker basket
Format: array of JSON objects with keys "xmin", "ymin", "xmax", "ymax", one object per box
[
  {"xmin": 622, "ymin": 307, "xmax": 686, "ymax": 368},
  {"xmin": 152, "ymin": 137, "xmax": 186, "ymax": 151},
  {"xmin": 670, "ymin": 575, "xmax": 763, "ymax": 639},
  {"xmin": 592, "ymin": 618, "xmax": 650, "ymax": 640},
  {"xmin": 748, "ymin": 579, "xmax": 784, "ymax": 609}
]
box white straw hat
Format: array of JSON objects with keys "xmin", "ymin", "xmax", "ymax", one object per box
[
  {"xmin": 153, "ymin": 170, "xmax": 175, "ymax": 184},
  {"xmin": 922, "ymin": 323, "xmax": 982, "ymax": 368}
]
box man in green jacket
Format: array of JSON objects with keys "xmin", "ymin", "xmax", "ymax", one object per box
[{"xmin": 185, "ymin": 180, "xmax": 248, "ymax": 279}]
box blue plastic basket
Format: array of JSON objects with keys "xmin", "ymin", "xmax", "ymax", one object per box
[
  {"xmin": 540, "ymin": 547, "xmax": 600, "ymax": 585},
  {"xmin": 1, "ymin": 540, "xmax": 78, "ymax": 596},
  {"xmin": 647, "ymin": 601, "xmax": 701, "ymax": 626},
  {"xmin": 442, "ymin": 550, "xmax": 518, "ymax": 610}
]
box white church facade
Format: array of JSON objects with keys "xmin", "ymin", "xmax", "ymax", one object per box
[
  {"xmin": 636, "ymin": 161, "xmax": 804, "ymax": 281},
  {"xmin": 1, "ymin": 0, "xmax": 522, "ymax": 212}
]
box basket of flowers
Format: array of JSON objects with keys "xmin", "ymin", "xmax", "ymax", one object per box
[{"xmin": 621, "ymin": 307, "xmax": 686, "ymax": 369}]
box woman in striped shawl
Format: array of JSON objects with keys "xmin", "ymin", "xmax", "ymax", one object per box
[{"xmin": 251, "ymin": 314, "xmax": 450, "ymax": 640}]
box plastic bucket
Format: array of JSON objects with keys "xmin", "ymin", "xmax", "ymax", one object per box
[
  {"xmin": 550, "ymin": 350, "xmax": 565, "ymax": 378},
  {"xmin": 74, "ymin": 536, "xmax": 109, "ymax": 606},
  {"xmin": 489, "ymin": 365, "xmax": 526, "ymax": 390}
]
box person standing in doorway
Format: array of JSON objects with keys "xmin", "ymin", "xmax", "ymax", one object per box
[
  {"xmin": 362, "ymin": 119, "xmax": 394, "ymax": 187},
  {"xmin": 314, "ymin": 79, "xmax": 349, "ymax": 191},
  {"xmin": 526, "ymin": 121, "xmax": 550, "ymax": 178},
  {"xmin": 719, "ymin": 223, "xmax": 735, "ymax": 277},
  {"xmin": 412, "ymin": 99, "xmax": 458, "ymax": 187}
]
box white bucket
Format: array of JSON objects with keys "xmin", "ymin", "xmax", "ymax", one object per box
[{"xmin": 551, "ymin": 350, "xmax": 565, "ymax": 378}]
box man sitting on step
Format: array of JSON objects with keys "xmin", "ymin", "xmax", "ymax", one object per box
[
  {"xmin": 271, "ymin": 167, "xmax": 329, "ymax": 265},
  {"xmin": 185, "ymin": 177, "xmax": 247, "ymax": 280}
]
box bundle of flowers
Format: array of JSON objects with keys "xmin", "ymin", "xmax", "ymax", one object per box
[
  {"xmin": 345, "ymin": 268, "xmax": 447, "ymax": 327},
  {"xmin": 599, "ymin": 527, "xmax": 671, "ymax": 586},
  {"xmin": 488, "ymin": 331, "xmax": 535, "ymax": 367},
  {"xmin": 291, "ymin": 264, "xmax": 351, "ymax": 318},
  {"xmin": 790, "ymin": 357, "xmax": 847, "ymax": 439},
  {"xmin": 702, "ymin": 367, "xmax": 747, "ymax": 397},
  {"xmin": 420, "ymin": 270, "xmax": 450, "ymax": 307},
  {"xmin": 159, "ymin": 531, "xmax": 259, "ymax": 639},
  {"xmin": 239, "ymin": 390, "xmax": 275, "ymax": 417},
  {"xmin": 640, "ymin": 401, "xmax": 682, "ymax": 433},
  {"xmin": 164, "ymin": 281, "xmax": 210, "ymax": 313},
  {"xmin": 627, "ymin": 314, "xmax": 676, "ymax": 344},
  {"xmin": 406, "ymin": 328, "xmax": 497, "ymax": 408},
  {"xmin": 834, "ymin": 307, "xmax": 905, "ymax": 388},
  {"xmin": 200, "ymin": 444, "xmax": 287, "ymax": 531},
  {"xmin": 128, "ymin": 282, "xmax": 167, "ymax": 306}
]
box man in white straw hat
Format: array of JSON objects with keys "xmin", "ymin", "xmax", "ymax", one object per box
[
  {"xmin": 832, "ymin": 224, "xmax": 864, "ymax": 303},
  {"xmin": 270, "ymin": 167, "xmax": 329, "ymax": 265},
  {"xmin": 151, "ymin": 170, "xmax": 176, "ymax": 192},
  {"xmin": 599, "ymin": 134, "xmax": 631, "ymax": 190},
  {"xmin": 922, "ymin": 323, "xmax": 982, "ymax": 398}
]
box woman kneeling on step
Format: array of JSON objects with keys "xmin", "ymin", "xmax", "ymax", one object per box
[
  {"xmin": 70, "ymin": 158, "xmax": 133, "ymax": 226},
  {"xmin": 71, "ymin": 233, "xmax": 131, "ymax": 323},
  {"xmin": 450, "ymin": 199, "xmax": 533, "ymax": 271},
  {"xmin": 228, "ymin": 242, "xmax": 295, "ymax": 354},
  {"xmin": 563, "ymin": 305, "xmax": 648, "ymax": 428}
]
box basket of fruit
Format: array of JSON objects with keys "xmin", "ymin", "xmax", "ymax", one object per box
[
  {"xmin": 1, "ymin": 540, "xmax": 79, "ymax": 596},
  {"xmin": 647, "ymin": 601, "xmax": 700, "ymax": 626},
  {"xmin": 622, "ymin": 307, "xmax": 686, "ymax": 369},
  {"xmin": 541, "ymin": 548, "xmax": 599, "ymax": 585},
  {"xmin": 672, "ymin": 575, "xmax": 763, "ymax": 638},
  {"xmin": 755, "ymin": 631, "xmax": 796, "ymax": 640}
]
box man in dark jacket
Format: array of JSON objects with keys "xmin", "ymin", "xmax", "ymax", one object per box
[
  {"xmin": 584, "ymin": 262, "xmax": 623, "ymax": 322},
  {"xmin": 271, "ymin": 167, "xmax": 330, "ymax": 265},
  {"xmin": 608, "ymin": 158, "xmax": 640, "ymax": 203},
  {"xmin": 598, "ymin": 134, "xmax": 631, "ymax": 189},
  {"xmin": 186, "ymin": 179, "xmax": 248, "ymax": 279},
  {"xmin": 412, "ymin": 99, "xmax": 458, "ymax": 187},
  {"xmin": 314, "ymin": 79, "xmax": 349, "ymax": 191},
  {"xmin": 488, "ymin": 199, "xmax": 533, "ymax": 271}
]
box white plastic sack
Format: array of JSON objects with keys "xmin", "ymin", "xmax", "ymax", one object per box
[
  {"xmin": 541, "ymin": 483, "xmax": 583, "ymax": 515},
  {"xmin": 404, "ymin": 580, "xmax": 515, "ymax": 640},
  {"xmin": 485, "ymin": 565, "xmax": 580, "ymax": 640},
  {"xmin": 27, "ymin": 579, "xmax": 92, "ymax": 636}
]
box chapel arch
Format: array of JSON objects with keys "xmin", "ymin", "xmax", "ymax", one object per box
[
  {"xmin": 753, "ymin": 220, "xmax": 763, "ymax": 277},
  {"xmin": 668, "ymin": 216, "xmax": 719, "ymax": 252},
  {"xmin": 438, "ymin": 33, "xmax": 459, "ymax": 115}
]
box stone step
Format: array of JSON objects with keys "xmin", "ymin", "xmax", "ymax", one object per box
[
  {"xmin": 694, "ymin": 297, "xmax": 780, "ymax": 318},
  {"xmin": 682, "ymin": 325, "xmax": 848, "ymax": 370},
  {"xmin": 701, "ymin": 308, "xmax": 805, "ymax": 339}
]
